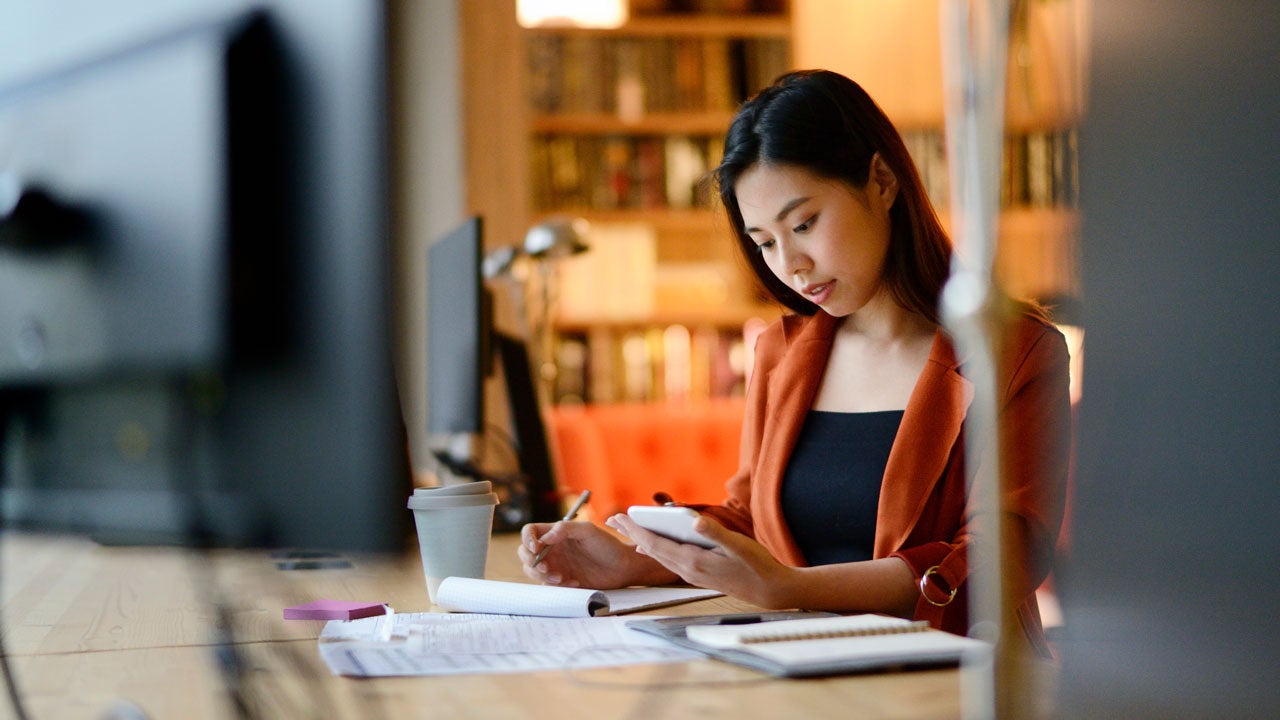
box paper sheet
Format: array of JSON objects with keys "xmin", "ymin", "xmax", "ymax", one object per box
[
  {"xmin": 318, "ymin": 612, "xmax": 702, "ymax": 677},
  {"xmin": 433, "ymin": 577, "xmax": 722, "ymax": 617},
  {"xmin": 596, "ymin": 586, "xmax": 725, "ymax": 615}
]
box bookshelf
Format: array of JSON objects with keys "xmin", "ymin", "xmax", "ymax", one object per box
[
  {"xmin": 525, "ymin": 8, "xmax": 790, "ymax": 223},
  {"xmin": 520, "ymin": 2, "xmax": 794, "ymax": 404}
]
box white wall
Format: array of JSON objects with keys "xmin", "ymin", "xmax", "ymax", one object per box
[{"xmin": 389, "ymin": 0, "xmax": 467, "ymax": 476}]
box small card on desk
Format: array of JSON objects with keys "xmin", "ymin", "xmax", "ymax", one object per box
[{"xmin": 284, "ymin": 599, "xmax": 388, "ymax": 621}]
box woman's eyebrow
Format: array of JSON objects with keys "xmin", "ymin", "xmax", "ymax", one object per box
[
  {"xmin": 744, "ymin": 196, "xmax": 811, "ymax": 233},
  {"xmin": 774, "ymin": 196, "xmax": 810, "ymax": 222}
]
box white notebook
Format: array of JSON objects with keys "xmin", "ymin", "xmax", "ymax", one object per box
[
  {"xmin": 679, "ymin": 614, "xmax": 989, "ymax": 677},
  {"xmin": 433, "ymin": 577, "xmax": 722, "ymax": 618}
]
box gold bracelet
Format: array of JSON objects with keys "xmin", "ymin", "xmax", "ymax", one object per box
[{"xmin": 920, "ymin": 565, "xmax": 958, "ymax": 607}]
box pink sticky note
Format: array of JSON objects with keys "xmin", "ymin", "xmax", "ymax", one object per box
[{"xmin": 283, "ymin": 599, "xmax": 388, "ymax": 621}]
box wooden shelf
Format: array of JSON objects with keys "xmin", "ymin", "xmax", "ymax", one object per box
[
  {"xmin": 996, "ymin": 206, "xmax": 1080, "ymax": 300},
  {"xmin": 536, "ymin": 207, "xmax": 722, "ymax": 229},
  {"xmin": 534, "ymin": 207, "xmax": 738, "ymax": 265},
  {"xmin": 532, "ymin": 111, "xmax": 737, "ymax": 135},
  {"xmin": 555, "ymin": 305, "xmax": 780, "ymax": 334},
  {"xmin": 525, "ymin": 14, "xmax": 790, "ymax": 39}
]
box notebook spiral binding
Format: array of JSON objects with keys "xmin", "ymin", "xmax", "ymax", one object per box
[{"xmin": 738, "ymin": 619, "xmax": 932, "ymax": 645}]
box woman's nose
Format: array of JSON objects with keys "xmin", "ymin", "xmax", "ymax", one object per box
[{"xmin": 779, "ymin": 243, "xmax": 811, "ymax": 276}]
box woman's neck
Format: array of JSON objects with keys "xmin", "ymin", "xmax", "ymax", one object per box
[{"xmin": 835, "ymin": 289, "xmax": 935, "ymax": 344}]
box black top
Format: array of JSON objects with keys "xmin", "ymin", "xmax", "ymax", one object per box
[{"xmin": 780, "ymin": 409, "xmax": 904, "ymax": 566}]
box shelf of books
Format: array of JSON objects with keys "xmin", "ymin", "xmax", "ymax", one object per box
[
  {"xmin": 524, "ymin": 5, "xmax": 795, "ymax": 405},
  {"xmin": 526, "ymin": 19, "xmax": 790, "ymax": 217},
  {"xmin": 550, "ymin": 313, "xmax": 780, "ymax": 405},
  {"xmin": 547, "ymin": 216, "xmax": 781, "ymax": 404},
  {"xmin": 874, "ymin": 124, "xmax": 1080, "ymax": 302}
]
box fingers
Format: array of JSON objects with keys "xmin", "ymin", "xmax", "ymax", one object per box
[
  {"xmin": 608, "ymin": 511, "xmax": 726, "ymax": 554},
  {"xmin": 519, "ymin": 537, "xmax": 561, "ymax": 586},
  {"xmin": 605, "ymin": 513, "xmax": 649, "ymax": 544},
  {"xmin": 607, "ymin": 512, "xmax": 691, "ymax": 558},
  {"xmin": 520, "ymin": 559, "xmax": 544, "ymax": 582},
  {"xmin": 518, "ymin": 522, "xmax": 556, "ymax": 571},
  {"xmin": 691, "ymin": 515, "xmax": 734, "ymax": 553},
  {"xmin": 520, "ymin": 522, "xmax": 555, "ymax": 552},
  {"xmin": 519, "ymin": 521, "xmax": 590, "ymax": 585},
  {"xmin": 531, "ymin": 519, "xmax": 580, "ymax": 559}
]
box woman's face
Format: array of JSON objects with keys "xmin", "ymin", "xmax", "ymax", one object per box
[{"xmin": 735, "ymin": 159, "xmax": 897, "ymax": 318}]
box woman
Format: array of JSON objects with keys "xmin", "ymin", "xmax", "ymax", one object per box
[{"xmin": 519, "ymin": 70, "xmax": 1070, "ymax": 656}]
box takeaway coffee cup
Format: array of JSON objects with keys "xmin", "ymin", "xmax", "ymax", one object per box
[{"xmin": 407, "ymin": 483, "xmax": 499, "ymax": 604}]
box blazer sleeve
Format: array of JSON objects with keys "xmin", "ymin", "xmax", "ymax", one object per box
[{"xmin": 890, "ymin": 316, "xmax": 1071, "ymax": 639}]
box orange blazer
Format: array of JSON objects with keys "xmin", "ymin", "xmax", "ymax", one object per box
[{"xmin": 692, "ymin": 310, "xmax": 1071, "ymax": 656}]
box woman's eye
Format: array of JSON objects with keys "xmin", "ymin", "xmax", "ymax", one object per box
[
  {"xmin": 794, "ymin": 215, "xmax": 817, "ymax": 234},
  {"xmin": 755, "ymin": 238, "xmax": 775, "ymax": 252}
]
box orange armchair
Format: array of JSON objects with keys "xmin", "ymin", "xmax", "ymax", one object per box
[{"xmin": 548, "ymin": 399, "xmax": 745, "ymax": 522}]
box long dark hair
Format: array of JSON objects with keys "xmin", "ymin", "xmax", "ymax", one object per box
[{"xmin": 715, "ymin": 70, "xmax": 952, "ymax": 323}]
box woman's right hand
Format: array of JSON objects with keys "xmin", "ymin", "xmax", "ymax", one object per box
[{"xmin": 518, "ymin": 520, "xmax": 677, "ymax": 589}]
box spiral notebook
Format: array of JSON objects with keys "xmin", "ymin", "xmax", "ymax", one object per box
[{"xmin": 629, "ymin": 612, "xmax": 989, "ymax": 677}]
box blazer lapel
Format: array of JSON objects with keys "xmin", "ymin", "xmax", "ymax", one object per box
[
  {"xmin": 874, "ymin": 329, "xmax": 973, "ymax": 557},
  {"xmin": 755, "ymin": 312, "xmax": 837, "ymax": 564}
]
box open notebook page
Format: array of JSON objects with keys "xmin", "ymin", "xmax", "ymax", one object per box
[{"xmin": 434, "ymin": 577, "xmax": 721, "ymax": 617}]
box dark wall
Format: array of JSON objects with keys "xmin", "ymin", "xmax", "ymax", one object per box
[{"xmin": 1056, "ymin": 1, "xmax": 1280, "ymax": 717}]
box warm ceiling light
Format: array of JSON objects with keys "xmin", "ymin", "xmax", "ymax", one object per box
[{"xmin": 517, "ymin": 0, "xmax": 628, "ymax": 29}]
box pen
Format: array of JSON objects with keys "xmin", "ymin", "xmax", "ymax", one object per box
[{"xmin": 532, "ymin": 490, "xmax": 590, "ymax": 566}]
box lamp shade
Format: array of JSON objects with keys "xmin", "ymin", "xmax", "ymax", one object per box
[
  {"xmin": 523, "ymin": 218, "xmax": 589, "ymax": 260},
  {"xmin": 516, "ymin": 0, "xmax": 628, "ymax": 29}
]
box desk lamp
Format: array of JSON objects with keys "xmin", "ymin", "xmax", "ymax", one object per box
[{"xmin": 484, "ymin": 218, "xmax": 589, "ymax": 399}]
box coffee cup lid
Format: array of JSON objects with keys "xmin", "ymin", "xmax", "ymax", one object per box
[
  {"xmin": 411, "ymin": 480, "xmax": 493, "ymax": 497},
  {"xmin": 407, "ymin": 491, "xmax": 499, "ymax": 510}
]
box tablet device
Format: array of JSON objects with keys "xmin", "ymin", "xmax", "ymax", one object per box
[{"xmin": 626, "ymin": 506, "xmax": 717, "ymax": 548}]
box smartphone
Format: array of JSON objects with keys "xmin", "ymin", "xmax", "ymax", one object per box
[{"xmin": 626, "ymin": 506, "xmax": 717, "ymax": 548}]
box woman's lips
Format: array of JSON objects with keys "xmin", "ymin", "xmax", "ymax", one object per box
[{"xmin": 802, "ymin": 281, "xmax": 833, "ymax": 305}]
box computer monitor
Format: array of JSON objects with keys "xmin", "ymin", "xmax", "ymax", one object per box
[
  {"xmin": 426, "ymin": 216, "xmax": 561, "ymax": 524},
  {"xmin": 0, "ymin": 4, "xmax": 409, "ymax": 552},
  {"xmin": 427, "ymin": 217, "xmax": 492, "ymax": 442}
]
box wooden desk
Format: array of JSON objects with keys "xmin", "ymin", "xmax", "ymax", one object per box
[{"xmin": 0, "ymin": 532, "xmax": 967, "ymax": 720}]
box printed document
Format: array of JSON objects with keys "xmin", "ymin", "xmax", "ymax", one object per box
[{"xmin": 318, "ymin": 611, "xmax": 701, "ymax": 677}]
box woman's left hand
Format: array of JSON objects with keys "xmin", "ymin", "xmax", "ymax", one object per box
[{"xmin": 605, "ymin": 511, "xmax": 798, "ymax": 609}]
